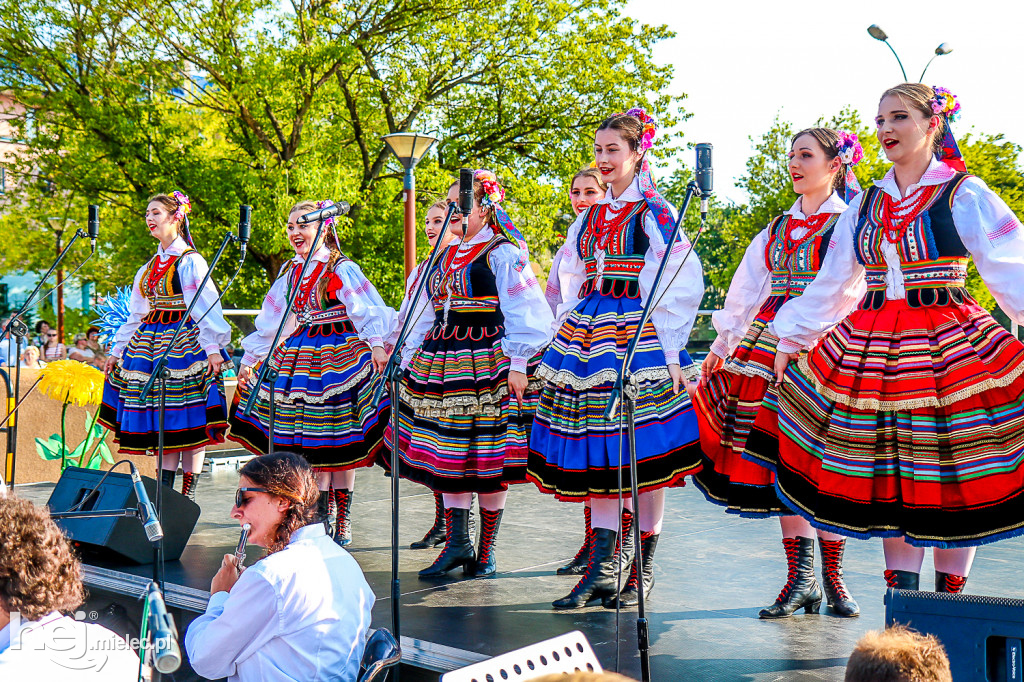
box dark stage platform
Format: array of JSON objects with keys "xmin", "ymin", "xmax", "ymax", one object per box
[{"xmin": 14, "ymin": 454, "xmax": 1024, "ymax": 681}]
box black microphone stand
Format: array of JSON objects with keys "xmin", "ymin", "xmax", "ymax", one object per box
[
  {"xmin": 371, "ymin": 202, "xmax": 458, "ymax": 663},
  {"xmin": 239, "ymin": 217, "xmax": 328, "ymax": 455},
  {"xmin": 1, "ymin": 224, "xmax": 95, "ymax": 490},
  {"xmin": 603, "ymin": 180, "xmax": 707, "ymax": 682},
  {"xmin": 138, "ymin": 230, "xmax": 246, "ymax": 592}
]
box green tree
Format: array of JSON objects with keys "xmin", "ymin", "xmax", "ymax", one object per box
[{"xmin": 0, "ymin": 0, "xmax": 684, "ymax": 312}]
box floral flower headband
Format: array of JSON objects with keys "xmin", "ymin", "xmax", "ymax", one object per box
[
  {"xmin": 171, "ymin": 190, "xmax": 192, "ymax": 223},
  {"xmin": 930, "ymin": 86, "xmax": 961, "ymax": 123},
  {"xmin": 621, "ymin": 107, "xmax": 657, "ymax": 151},
  {"xmin": 475, "ymin": 170, "xmax": 505, "ymax": 208},
  {"xmin": 835, "ymin": 131, "xmax": 865, "ymax": 166}
]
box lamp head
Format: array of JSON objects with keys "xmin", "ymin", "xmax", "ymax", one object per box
[
  {"xmin": 382, "ymin": 132, "xmax": 438, "ymax": 171},
  {"xmin": 935, "ymin": 42, "xmax": 953, "ymax": 56},
  {"xmin": 867, "ymin": 24, "xmax": 888, "ymax": 41}
]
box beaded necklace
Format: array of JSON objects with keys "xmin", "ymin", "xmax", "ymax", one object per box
[
  {"xmin": 879, "ymin": 185, "xmax": 941, "ymax": 244},
  {"xmin": 782, "ymin": 213, "xmax": 833, "ymax": 254},
  {"xmin": 289, "ymin": 260, "xmax": 327, "ymax": 310}
]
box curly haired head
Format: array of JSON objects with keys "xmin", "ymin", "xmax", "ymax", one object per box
[
  {"xmin": 845, "ymin": 625, "xmax": 952, "ymax": 682},
  {"xmin": 238, "ymin": 452, "xmax": 319, "ymax": 554},
  {"xmin": 0, "ymin": 496, "xmax": 85, "ymax": 620}
]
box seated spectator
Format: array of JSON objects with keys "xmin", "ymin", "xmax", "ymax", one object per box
[
  {"xmin": 41, "ymin": 328, "xmax": 66, "ymax": 362},
  {"xmin": 68, "ymin": 333, "xmax": 101, "ymax": 368},
  {"xmin": 845, "ymin": 625, "xmax": 952, "ymax": 682},
  {"xmin": 84, "ymin": 326, "xmax": 107, "ymax": 367},
  {"xmin": 0, "ymin": 319, "xmax": 24, "ymax": 367},
  {"xmin": 0, "ymin": 496, "xmax": 140, "ymax": 678},
  {"xmin": 185, "ymin": 452, "xmax": 375, "ymax": 682},
  {"xmin": 34, "ymin": 320, "xmax": 52, "ymax": 348},
  {"xmin": 19, "ymin": 346, "xmax": 44, "ymax": 369}
]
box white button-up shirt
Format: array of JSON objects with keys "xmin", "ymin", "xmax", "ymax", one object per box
[
  {"xmin": 0, "ymin": 611, "xmax": 140, "ymax": 679},
  {"xmin": 185, "ymin": 523, "xmax": 375, "ymax": 682}
]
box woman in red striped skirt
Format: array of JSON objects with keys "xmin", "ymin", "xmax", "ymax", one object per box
[
  {"xmin": 695, "ymin": 128, "xmax": 864, "ymax": 618},
  {"xmin": 762, "ymin": 84, "xmax": 1024, "ymax": 593}
]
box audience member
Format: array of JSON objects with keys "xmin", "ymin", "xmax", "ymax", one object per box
[
  {"xmin": 34, "ymin": 321, "xmax": 52, "ymax": 348},
  {"xmin": 0, "ymin": 318, "xmax": 24, "ymax": 367},
  {"xmin": 186, "ymin": 451, "xmax": 375, "ymax": 682},
  {"xmin": 845, "ymin": 625, "xmax": 952, "ymax": 682},
  {"xmin": 68, "ymin": 333, "xmax": 101, "ymax": 368},
  {"xmin": 19, "ymin": 346, "xmax": 44, "ymax": 369},
  {"xmin": 84, "ymin": 326, "xmax": 107, "ymax": 367},
  {"xmin": 41, "ymin": 327, "xmax": 66, "ymax": 362},
  {"xmin": 0, "ymin": 496, "xmax": 140, "ymax": 678}
]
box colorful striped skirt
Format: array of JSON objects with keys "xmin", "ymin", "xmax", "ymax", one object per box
[
  {"xmin": 693, "ymin": 301, "xmax": 790, "ymax": 517},
  {"xmin": 99, "ymin": 311, "xmax": 227, "ymax": 455},
  {"xmin": 387, "ymin": 310, "xmax": 540, "ymax": 493},
  {"xmin": 527, "ymin": 283, "xmax": 702, "ymax": 501},
  {"xmin": 762, "ymin": 296, "xmax": 1024, "ymax": 547},
  {"xmin": 228, "ymin": 321, "xmax": 388, "ymax": 470}
]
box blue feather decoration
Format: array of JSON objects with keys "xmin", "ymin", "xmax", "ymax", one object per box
[{"xmin": 92, "ymin": 286, "xmax": 133, "ymax": 351}]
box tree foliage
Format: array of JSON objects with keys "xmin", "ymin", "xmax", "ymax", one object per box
[{"xmin": 0, "ymin": 0, "xmax": 683, "ymax": 310}]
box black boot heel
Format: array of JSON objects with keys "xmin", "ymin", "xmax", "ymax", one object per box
[{"xmin": 759, "ymin": 537, "xmax": 823, "ymax": 619}]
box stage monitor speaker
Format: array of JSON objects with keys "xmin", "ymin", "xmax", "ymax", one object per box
[
  {"xmin": 47, "ymin": 466, "xmax": 200, "ymax": 565},
  {"xmin": 886, "ymin": 588, "xmax": 1024, "ymax": 682}
]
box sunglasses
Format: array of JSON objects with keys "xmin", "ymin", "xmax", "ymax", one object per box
[
  {"xmin": 47, "ymin": 333, "xmax": 58, "ymax": 337},
  {"xmin": 234, "ymin": 487, "xmax": 269, "ymax": 508}
]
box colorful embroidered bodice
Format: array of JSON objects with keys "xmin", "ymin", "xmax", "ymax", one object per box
[
  {"xmin": 429, "ymin": 236, "xmax": 508, "ymax": 322},
  {"xmin": 577, "ymin": 201, "xmax": 651, "ymax": 284},
  {"xmin": 141, "ymin": 250, "xmax": 195, "ymax": 310},
  {"xmin": 764, "ymin": 213, "xmax": 839, "ymax": 299},
  {"xmin": 286, "ymin": 257, "xmax": 350, "ymax": 325},
  {"xmin": 855, "ymin": 173, "xmax": 971, "ymax": 292}
]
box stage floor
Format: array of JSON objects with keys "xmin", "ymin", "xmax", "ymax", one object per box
[{"xmin": 15, "ymin": 455, "xmax": 1024, "ymax": 681}]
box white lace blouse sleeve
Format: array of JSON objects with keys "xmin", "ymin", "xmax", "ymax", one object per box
[
  {"xmin": 387, "ymin": 267, "xmax": 422, "ymax": 353},
  {"xmin": 399, "ymin": 284, "xmax": 435, "ymax": 371},
  {"xmin": 710, "ymin": 227, "xmax": 772, "ymax": 358},
  {"xmin": 552, "ymin": 214, "xmax": 588, "ymax": 330},
  {"xmin": 333, "ymin": 260, "xmax": 396, "ymax": 348},
  {"xmin": 770, "ymin": 196, "xmax": 868, "ymax": 353},
  {"xmin": 544, "ymin": 248, "xmax": 564, "ymax": 316},
  {"xmin": 638, "ymin": 212, "xmax": 705, "ymax": 370},
  {"xmin": 952, "ymin": 176, "xmax": 1024, "ymax": 324},
  {"xmin": 240, "ymin": 270, "xmax": 294, "ymax": 368},
  {"xmin": 179, "ymin": 252, "xmax": 232, "ymax": 356},
  {"xmin": 490, "ymin": 244, "xmax": 555, "ymax": 373},
  {"xmin": 111, "ymin": 264, "xmax": 150, "ymax": 358}
]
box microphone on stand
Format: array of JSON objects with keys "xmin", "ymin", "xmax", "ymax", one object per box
[
  {"xmin": 238, "ymin": 205, "xmax": 251, "ymax": 262},
  {"xmin": 87, "ymin": 205, "xmax": 99, "ymax": 250},
  {"xmin": 129, "ymin": 463, "xmax": 164, "ymax": 542},
  {"xmin": 459, "ymin": 168, "xmax": 474, "ymax": 234},
  {"xmin": 298, "ymin": 201, "xmax": 351, "ymax": 224},
  {"xmin": 146, "ymin": 582, "xmax": 182, "ymax": 674},
  {"xmin": 234, "ymin": 523, "xmax": 251, "ymax": 573},
  {"xmin": 695, "ymin": 143, "xmax": 714, "ymax": 219}
]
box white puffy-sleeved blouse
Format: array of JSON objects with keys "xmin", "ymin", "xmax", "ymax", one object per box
[
  {"xmin": 240, "ymin": 245, "xmax": 396, "ymax": 367},
  {"xmin": 111, "ymin": 236, "xmax": 231, "ymax": 358},
  {"xmin": 709, "ymin": 191, "xmax": 849, "ymax": 359},
  {"xmin": 772, "ymin": 157, "xmax": 1024, "ymax": 353},
  {"xmin": 552, "ymin": 176, "xmax": 705, "ymax": 366}
]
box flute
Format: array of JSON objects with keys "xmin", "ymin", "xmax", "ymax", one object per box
[{"xmin": 234, "ymin": 523, "xmax": 251, "ymax": 572}]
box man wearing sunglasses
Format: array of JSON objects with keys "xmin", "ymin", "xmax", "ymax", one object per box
[{"xmin": 185, "ymin": 452, "xmax": 375, "ymax": 682}]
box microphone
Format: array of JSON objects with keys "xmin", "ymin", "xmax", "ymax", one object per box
[
  {"xmin": 234, "ymin": 522, "xmax": 251, "ymax": 573},
  {"xmin": 297, "ymin": 201, "xmax": 351, "ymax": 224},
  {"xmin": 459, "ymin": 168, "xmax": 474, "ymax": 233},
  {"xmin": 129, "ymin": 463, "xmax": 164, "ymax": 542},
  {"xmin": 237, "ymin": 205, "xmax": 251, "ymax": 262},
  {"xmin": 146, "ymin": 582, "xmax": 182, "ymax": 674},
  {"xmin": 695, "ymin": 142, "xmax": 713, "ymax": 218},
  {"xmin": 87, "ymin": 205, "xmax": 99, "ymax": 249}
]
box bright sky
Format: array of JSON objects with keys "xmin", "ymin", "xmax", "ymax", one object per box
[{"xmin": 626, "ymin": 0, "xmax": 1024, "ymax": 203}]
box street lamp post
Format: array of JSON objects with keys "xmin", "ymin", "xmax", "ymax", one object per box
[
  {"xmin": 382, "ymin": 132, "xmax": 438, "ymax": 278},
  {"xmin": 867, "ymin": 25, "xmax": 953, "ymax": 83}
]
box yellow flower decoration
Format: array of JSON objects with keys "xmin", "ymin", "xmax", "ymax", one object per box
[{"xmin": 39, "ymin": 360, "xmax": 105, "ymax": 407}]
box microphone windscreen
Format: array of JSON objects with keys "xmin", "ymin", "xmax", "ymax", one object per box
[{"xmin": 459, "ymin": 169, "xmax": 475, "ymax": 215}]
